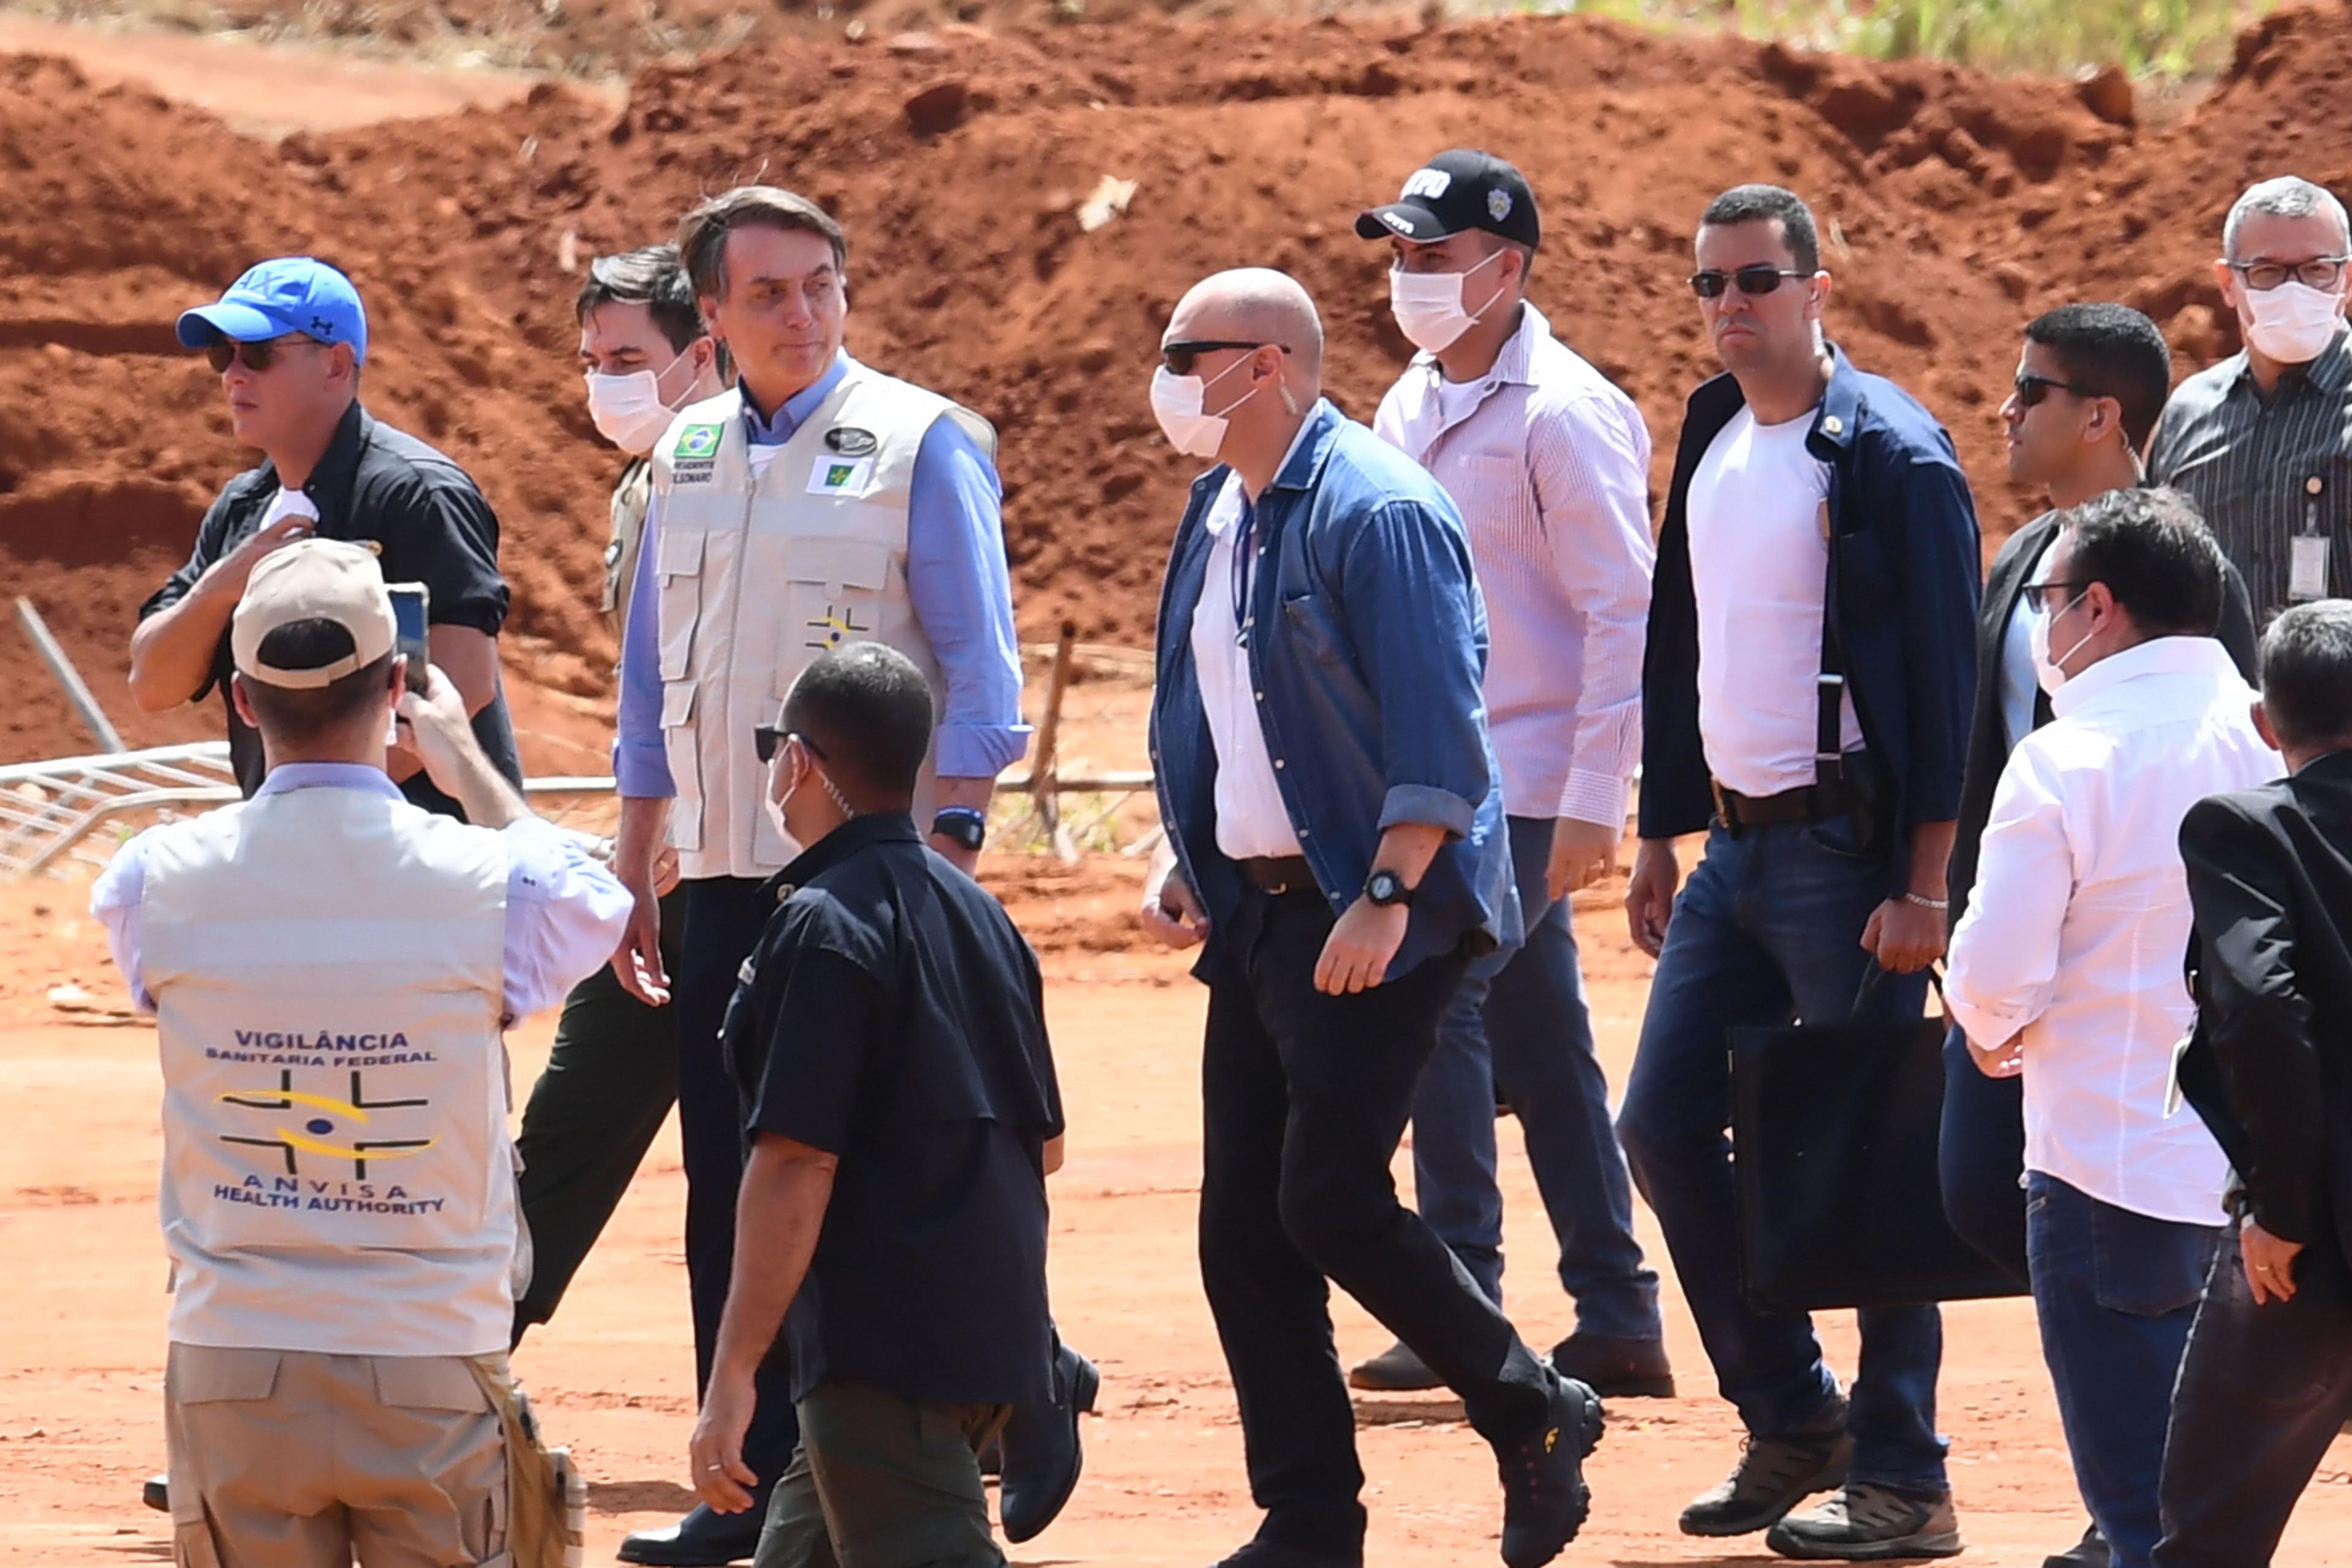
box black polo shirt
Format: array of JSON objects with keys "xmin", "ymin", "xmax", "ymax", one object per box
[
  {"xmin": 138, "ymin": 400, "xmax": 522, "ymax": 819},
  {"xmin": 723, "ymin": 812, "xmax": 1063, "ymax": 1408}
]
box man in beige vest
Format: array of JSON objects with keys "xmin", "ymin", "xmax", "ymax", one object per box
[
  {"xmin": 604, "ymin": 187, "xmax": 1070, "ymax": 1566},
  {"xmin": 92, "ymin": 537, "xmax": 631, "ymax": 1567}
]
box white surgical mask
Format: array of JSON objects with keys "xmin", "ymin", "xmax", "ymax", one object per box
[
  {"xmin": 1389, "ymin": 248, "xmax": 1507, "ymax": 354},
  {"xmin": 2028, "ymin": 589, "xmax": 2093, "ymax": 697},
  {"xmin": 2242, "ymin": 279, "xmax": 2345, "ymax": 364},
  {"xmin": 1150, "ymin": 356, "xmax": 1258, "ymax": 460},
  {"xmin": 584, "ymin": 345, "xmax": 695, "ymax": 454}
]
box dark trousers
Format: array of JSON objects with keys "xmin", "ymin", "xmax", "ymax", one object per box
[
  {"xmin": 1937, "ymin": 1023, "xmax": 2030, "ymax": 1287},
  {"xmin": 1616, "ymin": 821, "xmax": 1948, "ymax": 1491},
  {"xmin": 1410, "ymin": 815, "xmax": 1662, "ymax": 1336},
  {"xmin": 2027, "ymin": 1174, "xmax": 2220, "ymax": 1568},
  {"xmin": 678, "ymin": 875, "xmax": 801, "ymax": 1493},
  {"xmin": 512, "ymin": 888, "xmax": 687, "ymax": 1342},
  {"xmin": 752, "ymin": 1384, "xmax": 1009, "ymax": 1568},
  {"xmin": 2156, "ymin": 1223, "xmax": 2352, "ymax": 1567},
  {"xmin": 1199, "ymin": 884, "xmax": 1553, "ymax": 1556}
]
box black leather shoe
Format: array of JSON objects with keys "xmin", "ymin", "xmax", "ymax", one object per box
[
  {"xmin": 999, "ymin": 1340, "xmax": 1099, "ymax": 1544},
  {"xmin": 2043, "ymin": 1524, "xmax": 2111, "ymax": 1568},
  {"xmin": 1208, "ymin": 1543, "xmax": 1363, "ymax": 1567},
  {"xmin": 1680, "ymin": 1390, "xmax": 1853, "ymax": 1537},
  {"xmin": 1498, "ymin": 1374, "xmax": 1605, "ymax": 1568},
  {"xmin": 142, "ymin": 1475, "xmax": 168, "ymax": 1513},
  {"xmin": 1549, "ymin": 1333, "xmax": 1675, "ymax": 1399},
  {"xmin": 1347, "ymin": 1340, "xmax": 1442, "ymax": 1392},
  {"xmin": 616, "ymin": 1504, "xmax": 763, "ymax": 1566}
]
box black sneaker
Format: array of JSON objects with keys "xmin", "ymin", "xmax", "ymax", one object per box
[
  {"xmin": 1549, "ymin": 1333, "xmax": 1676, "ymax": 1399},
  {"xmin": 1766, "ymin": 1483, "xmax": 1962, "ymax": 1560},
  {"xmin": 1679, "ymin": 1391, "xmax": 1853, "ymax": 1537},
  {"xmin": 2043, "ymin": 1523, "xmax": 2109, "ymax": 1567},
  {"xmin": 1496, "ymin": 1374, "xmax": 1605, "ymax": 1568}
]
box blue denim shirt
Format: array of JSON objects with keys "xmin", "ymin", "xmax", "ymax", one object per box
[{"xmin": 1148, "ymin": 400, "xmax": 1519, "ymax": 983}]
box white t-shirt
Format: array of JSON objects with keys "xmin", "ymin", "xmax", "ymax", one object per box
[{"xmin": 1686, "ymin": 405, "xmax": 1861, "ymax": 798}]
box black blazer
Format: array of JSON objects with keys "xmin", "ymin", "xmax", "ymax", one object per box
[
  {"xmin": 1945, "ymin": 511, "xmax": 2260, "ymax": 935},
  {"xmin": 2178, "ymin": 751, "xmax": 2352, "ymax": 1273}
]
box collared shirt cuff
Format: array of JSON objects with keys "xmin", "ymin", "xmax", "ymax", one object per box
[
  {"xmin": 934, "ymin": 721, "xmax": 1033, "ymax": 781},
  {"xmin": 613, "ymin": 739, "xmax": 676, "ymax": 801},
  {"xmin": 1943, "ymin": 991, "xmax": 2030, "ymax": 1057},
  {"xmin": 1556, "ymin": 770, "xmax": 1629, "ymax": 834},
  {"xmin": 1378, "ymin": 783, "xmax": 1475, "ymax": 839}
]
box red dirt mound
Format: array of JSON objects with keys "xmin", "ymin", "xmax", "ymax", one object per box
[{"xmin": 3, "ymin": 4, "xmax": 2346, "ymax": 767}]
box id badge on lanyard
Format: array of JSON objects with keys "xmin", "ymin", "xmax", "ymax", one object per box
[{"xmin": 2292, "ymin": 473, "xmax": 2329, "ymax": 603}]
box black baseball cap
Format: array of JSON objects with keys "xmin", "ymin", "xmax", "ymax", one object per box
[{"xmin": 1355, "ymin": 149, "xmax": 1541, "ymax": 250}]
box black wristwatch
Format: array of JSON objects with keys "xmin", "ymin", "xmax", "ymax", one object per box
[
  {"xmin": 932, "ymin": 807, "xmax": 987, "ymax": 853},
  {"xmin": 1364, "ymin": 867, "xmax": 1415, "ymax": 908}
]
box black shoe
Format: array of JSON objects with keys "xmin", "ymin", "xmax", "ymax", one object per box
[
  {"xmin": 1347, "ymin": 1340, "xmax": 1442, "ymax": 1392},
  {"xmin": 616, "ymin": 1504, "xmax": 763, "ymax": 1566},
  {"xmin": 1208, "ymin": 1543, "xmax": 1363, "ymax": 1567},
  {"xmin": 142, "ymin": 1475, "xmax": 168, "ymax": 1513},
  {"xmin": 2043, "ymin": 1523, "xmax": 2111, "ymax": 1568},
  {"xmin": 1548, "ymin": 1333, "xmax": 1676, "ymax": 1400},
  {"xmin": 1679, "ymin": 1390, "xmax": 1853, "ymax": 1537},
  {"xmin": 1766, "ymin": 1483, "xmax": 1962, "ymax": 1560},
  {"xmin": 1496, "ymin": 1374, "xmax": 1605, "ymax": 1568},
  {"xmin": 998, "ymin": 1340, "xmax": 1099, "ymax": 1544}
]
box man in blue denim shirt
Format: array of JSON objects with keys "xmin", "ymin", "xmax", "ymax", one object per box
[
  {"xmin": 1615, "ymin": 186, "xmax": 1980, "ymax": 1560},
  {"xmin": 1139, "ymin": 268, "xmax": 1599, "ymax": 1568}
]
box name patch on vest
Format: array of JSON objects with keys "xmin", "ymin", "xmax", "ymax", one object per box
[{"xmin": 807, "ymin": 457, "xmax": 875, "ymax": 496}]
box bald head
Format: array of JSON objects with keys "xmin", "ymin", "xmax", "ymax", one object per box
[{"xmin": 1168, "ymin": 268, "xmax": 1325, "ymax": 383}]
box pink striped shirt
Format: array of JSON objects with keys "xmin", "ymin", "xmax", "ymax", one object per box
[{"xmin": 1374, "ymin": 304, "xmax": 1654, "ymax": 829}]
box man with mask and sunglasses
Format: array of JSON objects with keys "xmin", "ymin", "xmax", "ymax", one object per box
[
  {"xmin": 1342, "ymin": 150, "xmax": 1670, "ymax": 1405},
  {"xmin": 499, "ymin": 244, "xmax": 732, "ymax": 1354},
  {"xmin": 2150, "ymin": 176, "xmax": 2352, "ymax": 622},
  {"xmin": 1616, "ymin": 184, "xmax": 1980, "ymax": 1559},
  {"xmin": 1139, "ymin": 266, "xmax": 1602, "ymax": 1568}
]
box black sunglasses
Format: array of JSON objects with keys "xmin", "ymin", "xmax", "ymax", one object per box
[
  {"xmin": 2023, "ymin": 579, "xmax": 2090, "ymax": 612},
  {"xmin": 2012, "ymin": 371, "xmax": 2097, "ymax": 409},
  {"xmin": 1161, "ymin": 340, "xmax": 1291, "ymax": 377},
  {"xmin": 205, "ymin": 333, "xmax": 321, "ymax": 374},
  {"xmin": 2228, "ymin": 256, "xmax": 2349, "ymax": 293},
  {"xmin": 1687, "ymin": 266, "xmax": 1812, "ymax": 300},
  {"xmin": 753, "ymin": 726, "xmax": 829, "ymax": 766}
]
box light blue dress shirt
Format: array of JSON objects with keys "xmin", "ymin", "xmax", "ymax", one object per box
[{"xmin": 614, "ymin": 355, "xmax": 1029, "ymax": 799}]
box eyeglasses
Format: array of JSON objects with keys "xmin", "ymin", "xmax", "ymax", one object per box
[
  {"xmin": 752, "ymin": 726, "xmax": 827, "ymax": 766},
  {"xmin": 2011, "ymin": 371, "xmax": 2096, "ymax": 409},
  {"xmin": 1161, "ymin": 340, "xmax": 1291, "ymax": 377},
  {"xmin": 2228, "ymin": 256, "xmax": 2350, "ymax": 293},
  {"xmin": 204, "ymin": 333, "xmax": 321, "ymax": 374},
  {"xmin": 1687, "ymin": 266, "xmax": 1812, "ymax": 300},
  {"xmin": 2023, "ymin": 579, "xmax": 2090, "ymax": 612}
]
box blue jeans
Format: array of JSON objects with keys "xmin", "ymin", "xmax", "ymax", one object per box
[
  {"xmin": 2027, "ymin": 1174, "xmax": 2220, "ymax": 1568},
  {"xmin": 1617, "ymin": 821, "xmax": 1949, "ymax": 1492},
  {"xmin": 1411, "ymin": 815, "xmax": 1662, "ymax": 1339}
]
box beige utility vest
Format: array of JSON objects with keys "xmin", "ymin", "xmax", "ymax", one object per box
[
  {"xmin": 649, "ymin": 364, "xmax": 993, "ymax": 880},
  {"xmin": 140, "ymin": 784, "xmax": 518, "ymax": 1357}
]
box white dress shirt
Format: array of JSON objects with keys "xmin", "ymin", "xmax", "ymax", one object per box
[
  {"xmin": 1374, "ymin": 304, "xmax": 1654, "ymax": 827},
  {"xmin": 1947, "ymin": 636, "xmax": 2279, "ymax": 1224},
  {"xmin": 1192, "ymin": 420, "xmax": 1316, "ymax": 862},
  {"xmin": 1686, "ymin": 404, "xmax": 1861, "ymax": 797}
]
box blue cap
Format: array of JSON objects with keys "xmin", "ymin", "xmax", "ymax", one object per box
[{"xmin": 176, "ymin": 257, "xmax": 368, "ymax": 365}]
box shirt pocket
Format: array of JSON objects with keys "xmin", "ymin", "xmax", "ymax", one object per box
[
  {"xmin": 656, "ymin": 527, "xmax": 707, "ymax": 682},
  {"xmin": 661, "ymin": 680, "xmax": 704, "ymax": 853},
  {"xmin": 1278, "ymin": 589, "xmax": 1351, "ymax": 669}
]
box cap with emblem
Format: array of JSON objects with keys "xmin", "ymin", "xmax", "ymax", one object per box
[
  {"xmin": 176, "ymin": 257, "xmax": 369, "ymax": 366},
  {"xmin": 232, "ymin": 537, "xmax": 398, "ymax": 688},
  {"xmin": 1355, "ymin": 149, "xmax": 1541, "ymax": 251}
]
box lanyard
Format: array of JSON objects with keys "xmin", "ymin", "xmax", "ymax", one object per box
[{"xmin": 1229, "ymin": 495, "xmax": 1258, "ymax": 648}]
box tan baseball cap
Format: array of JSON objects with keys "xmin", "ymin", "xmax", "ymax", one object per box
[{"xmin": 231, "ymin": 537, "xmax": 398, "ymax": 688}]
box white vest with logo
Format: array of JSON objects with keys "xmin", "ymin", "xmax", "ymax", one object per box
[
  {"xmin": 649, "ymin": 362, "xmax": 993, "ymax": 880},
  {"xmin": 140, "ymin": 783, "xmax": 516, "ymax": 1357}
]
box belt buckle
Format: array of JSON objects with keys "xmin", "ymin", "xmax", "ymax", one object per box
[{"xmin": 1709, "ymin": 778, "xmax": 1738, "ymax": 835}]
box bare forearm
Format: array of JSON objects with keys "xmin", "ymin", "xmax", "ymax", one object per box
[
  {"xmin": 1907, "ymin": 820, "xmax": 1957, "ymax": 899},
  {"xmin": 935, "ymin": 775, "xmax": 995, "ymax": 813},
  {"xmin": 1374, "ymin": 822, "xmax": 1448, "ymax": 884},
  {"xmin": 127, "ymin": 583, "xmax": 234, "ymax": 712},
  {"xmin": 713, "ymin": 1139, "xmax": 836, "ymax": 1380},
  {"xmin": 616, "ymin": 796, "xmax": 671, "ymax": 886}
]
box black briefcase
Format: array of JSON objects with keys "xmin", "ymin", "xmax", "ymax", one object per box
[{"xmin": 1728, "ymin": 970, "xmax": 2029, "ymax": 1313}]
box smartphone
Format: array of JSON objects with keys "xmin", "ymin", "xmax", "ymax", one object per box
[{"xmin": 386, "ymin": 582, "xmax": 429, "ymax": 693}]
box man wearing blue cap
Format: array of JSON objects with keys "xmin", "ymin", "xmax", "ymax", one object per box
[{"xmin": 129, "ymin": 257, "xmax": 522, "ymax": 821}]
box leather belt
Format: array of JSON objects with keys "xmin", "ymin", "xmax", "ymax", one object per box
[
  {"xmin": 1238, "ymin": 856, "xmax": 1316, "ymax": 895},
  {"xmin": 1711, "ymin": 778, "xmax": 1845, "ymax": 836}
]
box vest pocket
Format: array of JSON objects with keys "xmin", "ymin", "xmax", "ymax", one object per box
[
  {"xmin": 660, "ymin": 680, "xmax": 704, "ymax": 853},
  {"xmin": 783, "ymin": 537, "xmax": 893, "ymax": 666},
  {"xmin": 655, "ymin": 527, "xmax": 706, "ymax": 682}
]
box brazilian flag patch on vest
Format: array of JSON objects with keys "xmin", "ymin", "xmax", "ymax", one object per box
[{"xmin": 674, "ymin": 423, "xmax": 723, "ymax": 462}]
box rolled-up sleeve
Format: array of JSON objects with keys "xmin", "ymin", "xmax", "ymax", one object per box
[
  {"xmin": 90, "ymin": 832, "xmax": 156, "ymax": 1014},
  {"xmin": 905, "ymin": 417, "xmax": 1031, "ymax": 780},
  {"xmin": 1894, "ymin": 451, "xmax": 1982, "ymax": 826},
  {"xmin": 1344, "ymin": 497, "xmax": 1492, "ymax": 839},
  {"xmin": 499, "ymin": 820, "xmax": 635, "ymax": 1019},
  {"xmin": 613, "ymin": 494, "xmax": 676, "ymax": 800},
  {"xmin": 1946, "ymin": 743, "xmax": 2071, "ymax": 1049}
]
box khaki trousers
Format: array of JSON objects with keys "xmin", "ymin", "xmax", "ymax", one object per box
[{"xmin": 165, "ymin": 1343, "xmax": 510, "ymax": 1568}]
